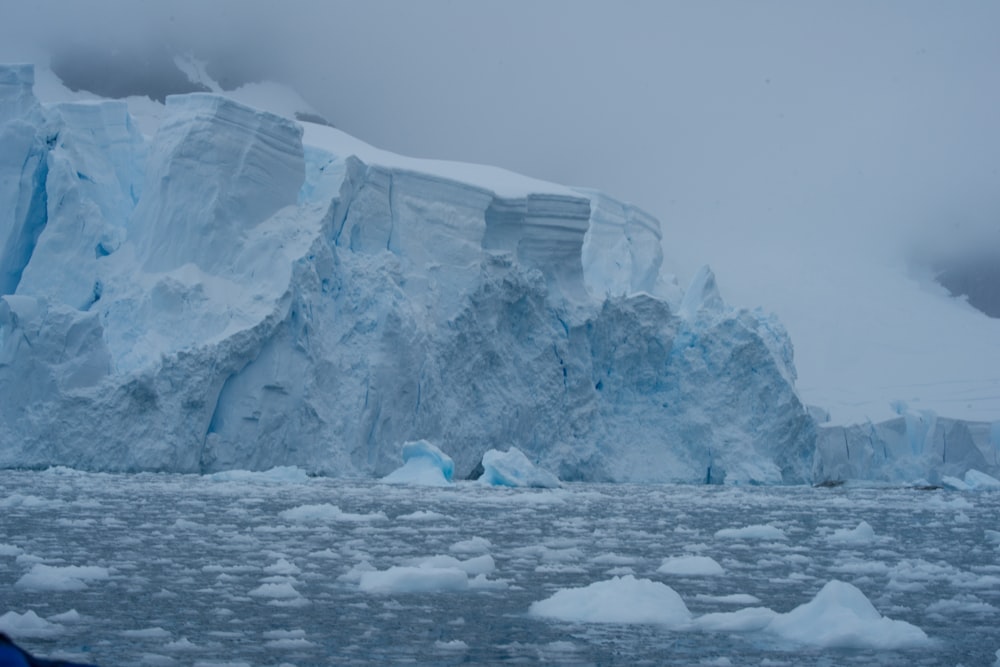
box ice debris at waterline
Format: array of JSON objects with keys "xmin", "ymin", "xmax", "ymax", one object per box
[{"xmin": 0, "ymin": 63, "xmax": 817, "ymax": 483}]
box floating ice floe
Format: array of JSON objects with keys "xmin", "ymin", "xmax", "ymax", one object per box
[
  {"xmin": 530, "ymin": 577, "xmax": 928, "ymax": 650},
  {"xmin": 15, "ymin": 564, "xmax": 110, "ymax": 592},
  {"xmin": 0, "ymin": 610, "xmax": 65, "ymax": 639},
  {"xmin": 381, "ymin": 440, "xmax": 454, "ymax": 486},
  {"xmin": 528, "ymin": 575, "xmax": 692, "ymax": 627},
  {"xmin": 477, "ymin": 447, "xmax": 561, "ymax": 488},
  {"xmin": 358, "ymin": 554, "xmax": 502, "ymax": 594},
  {"xmin": 278, "ymin": 503, "xmax": 387, "ymax": 523},
  {"xmin": 657, "ymin": 555, "xmax": 725, "ymax": 576},
  {"xmin": 765, "ymin": 580, "xmax": 929, "ymax": 649},
  {"xmin": 714, "ymin": 524, "xmax": 787, "ymax": 540},
  {"xmin": 826, "ymin": 520, "xmax": 877, "ymax": 545}
]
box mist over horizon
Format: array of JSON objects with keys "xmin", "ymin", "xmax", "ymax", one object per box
[{"xmin": 3, "ymin": 1, "xmax": 997, "ymax": 284}]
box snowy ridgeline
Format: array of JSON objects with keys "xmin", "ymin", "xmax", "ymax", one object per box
[
  {"xmin": 0, "ymin": 63, "xmax": 819, "ymax": 483},
  {"xmin": 0, "ymin": 63, "xmax": 995, "ymax": 484}
]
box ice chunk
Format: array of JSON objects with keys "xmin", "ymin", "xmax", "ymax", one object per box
[
  {"xmin": 15, "ymin": 564, "xmax": 110, "ymax": 592},
  {"xmin": 478, "ymin": 447, "xmax": 561, "ymax": 488},
  {"xmin": 248, "ymin": 582, "xmax": 302, "ymax": 600},
  {"xmin": 826, "ymin": 521, "xmax": 876, "ymax": 545},
  {"xmin": 657, "ymin": 555, "xmax": 725, "ymax": 576},
  {"xmin": 358, "ymin": 554, "xmax": 499, "ymax": 593},
  {"xmin": 359, "ymin": 566, "xmax": 470, "ymax": 594},
  {"xmin": 528, "ymin": 575, "xmax": 692, "ymax": 627},
  {"xmin": 964, "ymin": 469, "xmax": 1000, "ymax": 491},
  {"xmin": 714, "ymin": 525, "xmax": 787, "ymax": 540},
  {"xmin": 767, "ymin": 580, "xmax": 929, "ymax": 649},
  {"xmin": 382, "ymin": 440, "xmax": 454, "ymax": 486},
  {"xmin": 0, "ymin": 610, "xmax": 64, "ymax": 639},
  {"xmin": 449, "ymin": 537, "xmax": 492, "ymax": 555},
  {"xmin": 278, "ymin": 504, "xmax": 387, "ymax": 523}
]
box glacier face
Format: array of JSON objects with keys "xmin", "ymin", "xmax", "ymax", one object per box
[
  {"xmin": 814, "ymin": 411, "xmax": 1000, "ymax": 484},
  {"xmin": 0, "ymin": 64, "xmax": 818, "ymax": 482}
]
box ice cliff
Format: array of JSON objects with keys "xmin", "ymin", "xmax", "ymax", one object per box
[
  {"xmin": 0, "ymin": 64, "xmax": 820, "ymax": 482},
  {"xmin": 814, "ymin": 406, "xmax": 1000, "ymax": 484}
]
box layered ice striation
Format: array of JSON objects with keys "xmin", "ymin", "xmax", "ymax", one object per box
[{"xmin": 0, "ymin": 64, "xmax": 816, "ymax": 482}]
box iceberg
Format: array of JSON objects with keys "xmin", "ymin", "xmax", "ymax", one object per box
[
  {"xmin": 0, "ymin": 64, "xmax": 817, "ymax": 483},
  {"xmin": 477, "ymin": 447, "xmax": 561, "ymax": 488},
  {"xmin": 382, "ymin": 440, "xmax": 454, "ymax": 486}
]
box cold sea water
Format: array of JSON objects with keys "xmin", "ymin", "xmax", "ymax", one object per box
[{"xmin": 1, "ymin": 468, "xmax": 998, "ymax": 666}]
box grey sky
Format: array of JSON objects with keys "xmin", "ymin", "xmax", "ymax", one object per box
[{"xmin": 3, "ymin": 0, "xmax": 999, "ymax": 292}]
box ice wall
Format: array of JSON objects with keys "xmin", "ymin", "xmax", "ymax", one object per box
[
  {"xmin": 0, "ymin": 64, "xmax": 816, "ymax": 483},
  {"xmin": 814, "ymin": 410, "xmax": 1000, "ymax": 484}
]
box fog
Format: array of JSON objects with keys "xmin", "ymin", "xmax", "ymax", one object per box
[{"xmin": 2, "ymin": 0, "xmax": 999, "ymax": 419}]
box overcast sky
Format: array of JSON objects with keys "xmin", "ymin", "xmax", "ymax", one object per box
[
  {"xmin": 4, "ymin": 0, "xmax": 999, "ymax": 283},
  {"xmin": 5, "ymin": 1, "xmax": 997, "ymax": 283}
]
